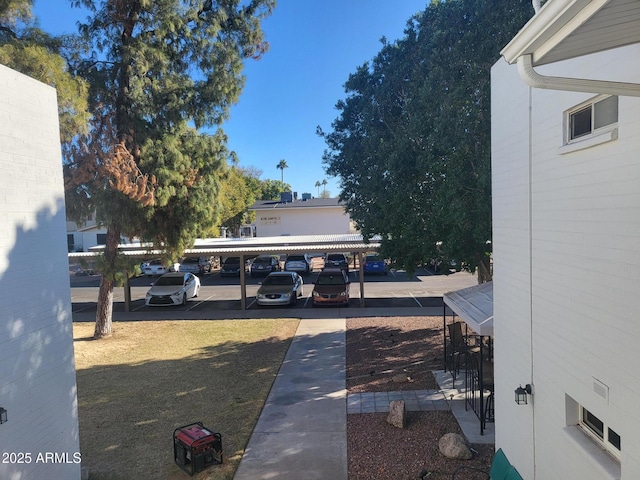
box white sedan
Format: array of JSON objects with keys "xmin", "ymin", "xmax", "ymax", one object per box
[
  {"xmin": 142, "ymin": 258, "xmax": 180, "ymax": 276},
  {"xmin": 145, "ymin": 272, "xmax": 200, "ymax": 307}
]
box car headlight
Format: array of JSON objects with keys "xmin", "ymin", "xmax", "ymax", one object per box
[
  {"xmin": 339, "ymin": 291, "xmax": 347, "ymax": 297},
  {"xmin": 257, "ymin": 294, "xmax": 265, "ymax": 299},
  {"xmin": 283, "ymin": 292, "xmax": 291, "ymax": 298},
  {"xmin": 312, "ymin": 291, "xmax": 319, "ymax": 297}
]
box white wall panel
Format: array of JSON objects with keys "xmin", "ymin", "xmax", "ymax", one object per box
[
  {"xmin": 493, "ymin": 44, "xmax": 640, "ymax": 480},
  {"xmin": 0, "ymin": 65, "xmax": 81, "ymax": 480}
]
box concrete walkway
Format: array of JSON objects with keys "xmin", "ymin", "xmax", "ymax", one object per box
[
  {"xmin": 234, "ymin": 318, "xmax": 348, "ymax": 480},
  {"xmin": 234, "ymin": 318, "xmax": 494, "ymax": 479}
]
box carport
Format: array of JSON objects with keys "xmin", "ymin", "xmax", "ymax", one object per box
[
  {"xmin": 442, "ymin": 281, "xmax": 493, "ymax": 435},
  {"xmin": 70, "ymin": 233, "xmax": 381, "ymax": 311}
]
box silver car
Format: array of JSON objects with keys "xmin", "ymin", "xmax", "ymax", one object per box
[
  {"xmin": 145, "ymin": 272, "xmax": 200, "ymax": 306},
  {"xmin": 284, "ymin": 254, "xmax": 313, "ymax": 274},
  {"xmin": 256, "ymin": 271, "xmax": 304, "ymax": 306}
]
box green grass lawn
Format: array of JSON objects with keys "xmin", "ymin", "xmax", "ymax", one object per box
[{"xmin": 73, "ymin": 319, "xmax": 299, "ymax": 480}]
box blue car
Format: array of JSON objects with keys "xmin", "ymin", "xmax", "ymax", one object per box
[{"xmin": 363, "ymin": 254, "xmax": 387, "ymax": 275}]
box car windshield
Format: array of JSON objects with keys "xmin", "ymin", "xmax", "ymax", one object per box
[
  {"xmin": 183, "ymin": 258, "xmax": 199, "ymax": 264},
  {"xmin": 316, "ymin": 274, "xmax": 346, "ymax": 285},
  {"xmin": 366, "ymin": 255, "xmax": 381, "ymax": 262},
  {"xmin": 287, "ymin": 255, "xmax": 305, "ymax": 262},
  {"xmin": 155, "ymin": 276, "xmax": 184, "ymax": 286},
  {"xmin": 149, "ymin": 259, "xmax": 162, "ymax": 265},
  {"xmin": 254, "ymin": 257, "xmax": 271, "ymax": 264},
  {"xmin": 327, "ymin": 255, "xmax": 345, "ymax": 261},
  {"xmin": 263, "ymin": 275, "xmax": 293, "ymax": 286},
  {"xmin": 224, "ymin": 257, "xmax": 240, "ymax": 265}
]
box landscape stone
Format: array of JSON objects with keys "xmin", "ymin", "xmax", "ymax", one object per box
[
  {"xmin": 438, "ymin": 432, "xmax": 472, "ymax": 460},
  {"xmin": 386, "ymin": 400, "xmax": 406, "ymax": 428}
]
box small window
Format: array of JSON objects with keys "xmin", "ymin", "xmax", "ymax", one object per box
[
  {"xmin": 580, "ymin": 406, "xmax": 621, "ymax": 459},
  {"xmin": 567, "ymin": 95, "xmax": 618, "ymax": 142}
]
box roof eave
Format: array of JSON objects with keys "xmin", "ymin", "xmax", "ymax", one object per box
[{"xmin": 501, "ymin": 0, "xmax": 609, "ymax": 66}]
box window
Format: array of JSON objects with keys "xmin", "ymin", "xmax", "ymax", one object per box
[
  {"xmin": 567, "ymin": 95, "xmax": 618, "ymax": 142},
  {"xmin": 96, "ymin": 233, "xmax": 107, "ymax": 245},
  {"xmin": 580, "ymin": 406, "xmax": 621, "ymax": 460}
]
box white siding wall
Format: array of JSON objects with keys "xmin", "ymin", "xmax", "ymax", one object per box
[
  {"xmin": 0, "ymin": 65, "xmax": 81, "ymax": 479},
  {"xmin": 492, "ymin": 44, "xmax": 640, "ymax": 480},
  {"xmin": 491, "ymin": 59, "xmax": 535, "ymax": 476},
  {"xmin": 254, "ymin": 206, "xmax": 352, "ymax": 237}
]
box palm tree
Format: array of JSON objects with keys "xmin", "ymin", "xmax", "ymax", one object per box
[
  {"xmin": 276, "ymin": 159, "xmax": 288, "ymax": 183},
  {"xmin": 315, "ymin": 180, "xmax": 321, "ymax": 197},
  {"xmin": 321, "ymin": 179, "xmax": 328, "ymax": 196}
]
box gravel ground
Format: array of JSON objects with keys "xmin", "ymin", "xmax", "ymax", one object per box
[{"xmin": 346, "ymin": 316, "xmax": 494, "ymax": 480}]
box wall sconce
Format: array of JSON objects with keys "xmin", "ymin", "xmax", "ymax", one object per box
[
  {"xmin": 0, "ymin": 407, "xmax": 7, "ymax": 424},
  {"xmin": 515, "ymin": 384, "xmax": 532, "ymax": 405}
]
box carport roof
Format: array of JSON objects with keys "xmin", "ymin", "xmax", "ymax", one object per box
[
  {"xmin": 443, "ymin": 281, "xmax": 493, "ymax": 337},
  {"xmin": 69, "ymin": 233, "xmax": 381, "ymax": 259}
]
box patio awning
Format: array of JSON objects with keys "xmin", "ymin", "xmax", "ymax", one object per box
[{"xmin": 443, "ymin": 282, "xmax": 493, "ymax": 337}]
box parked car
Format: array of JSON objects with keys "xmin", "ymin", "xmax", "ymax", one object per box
[
  {"xmin": 256, "ymin": 271, "xmax": 304, "ymax": 306},
  {"xmin": 220, "ymin": 257, "xmax": 245, "ymax": 276},
  {"xmin": 284, "ymin": 254, "xmax": 313, "ymax": 274},
  {"xmin": 324, "ymin": 253, "xmax": 349, "ymax": 271},
  {"xmin": 145, "ymin": 272, "xmax": 200, "ymax": 306},
  {"xmin": 142, "ymin": 258, "xmax": 179, "ymax": 276},
  {"xmin": 250, "ymin": 255, "xmax": 282, "ymax": 277},
  {"xmin": 179, "ymin": 256, "xmax": 213, "ymax": 275},
  {"xmin": 312, "ymin": 267, "xmax": 350, "ymax": 307},
  {"xmin": 363, "ymin": 254, "xmax": 387, "ymax": 275}
]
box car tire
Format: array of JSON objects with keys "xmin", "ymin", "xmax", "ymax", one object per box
[{"xmin": 182, "ymin": 293, "xmax": 187, "ymax": 306}]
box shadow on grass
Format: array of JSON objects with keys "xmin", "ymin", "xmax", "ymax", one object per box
[{"xmin": 75, "ymin": 320, "xmax": 303, "ymax": 480}]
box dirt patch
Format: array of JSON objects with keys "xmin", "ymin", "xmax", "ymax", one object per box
[{"xmin": 346, "ymin": 316, "xmax": 494, "ymax": 480}]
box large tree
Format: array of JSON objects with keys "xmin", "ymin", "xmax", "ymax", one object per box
[
  {"xmin": 320, "ymin": 0, "xmax": 533, "ymax": 282},
  {"xmin": 276, "ymin": 158, "xmax": 288, "ymax": 182},
  {"xmin": 0, "ymin": 0, "xmax": 89, "ymax": 148},
  {"xmin": 259, "ymin": 178, "xmax": 291, "ymax": 200},
  {"xmin": 64, "ymin": 0, "xmax": 274, "ymax": 338}
]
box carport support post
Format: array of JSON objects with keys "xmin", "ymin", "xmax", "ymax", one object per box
[
  {"xmin": 240, "ymin": 253, "xmax": 247, "ymax": 310},
  {"xmin": 124, "ymin": 273, "xmax": 131, "ymax": 312},
  {"xmin": 358, "ymin": 252, "xmax": 365, "ymax": 307}
]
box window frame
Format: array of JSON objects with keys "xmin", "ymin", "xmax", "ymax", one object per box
[
  {"xmin": 565, "ymin": 94, "xmax": 618, "ymax": 144},
  {"xmin": 579, "ymin": 406, "xmax": 621, "ymax": 461}
]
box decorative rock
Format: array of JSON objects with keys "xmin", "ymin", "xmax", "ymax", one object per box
[
  {"xmin": 438, "ymin": 433, "xmax": 472, "ymax": 460},
  {"xmin": 392, "ymin": 373, "xmax": 408, "ymax": 383},
  {"xmin": 387, "ymin": 400, "xmax": 406, "ymax": 428}
]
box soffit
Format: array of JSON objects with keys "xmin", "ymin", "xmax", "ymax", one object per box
[{"xmin": 502, "ymin": 0, "xmax": 640, "ymax": 66}]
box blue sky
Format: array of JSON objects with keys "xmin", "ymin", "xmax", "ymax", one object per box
[{"xmin": 33, "ymin": 0, "xmax": 428, "ymax": 197}]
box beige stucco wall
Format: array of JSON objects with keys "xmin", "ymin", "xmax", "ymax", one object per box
[{"xmin": 254, "ymin": 205, "xmax": 354, "ymax": 237}]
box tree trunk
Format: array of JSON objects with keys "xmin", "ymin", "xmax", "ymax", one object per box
[
  {"xmin": 93, "ymin": 222, "xmax": 121, "ymax": 339},
  {"xmin": 476, "ymin": 255, "xmax": 493, "ymax": 284}
]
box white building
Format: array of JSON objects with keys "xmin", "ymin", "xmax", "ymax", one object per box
[
  {"xmin": 0, "ymin": 65, "xmax": 81, "ymax": 478},
  {"xmin": 492, "ymin": 1, "xmax": 640, "ymax": 479},
  {"xmin": 249, "ymin": 196, "xmax": 357, "ymax": 237}
]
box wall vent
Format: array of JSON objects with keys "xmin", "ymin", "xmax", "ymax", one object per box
[{"xmin": 592, "ymin": 377, "xmax": 609, "ymax": 403}]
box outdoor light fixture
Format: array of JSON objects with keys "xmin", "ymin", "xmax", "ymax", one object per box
[
  {"xmin": 515, "ymin": 384, "xmax": 532, "ymax": 405},
  {"xmin": 0, "ymin": 407, "xmax": 7, "ymax": 424}
]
